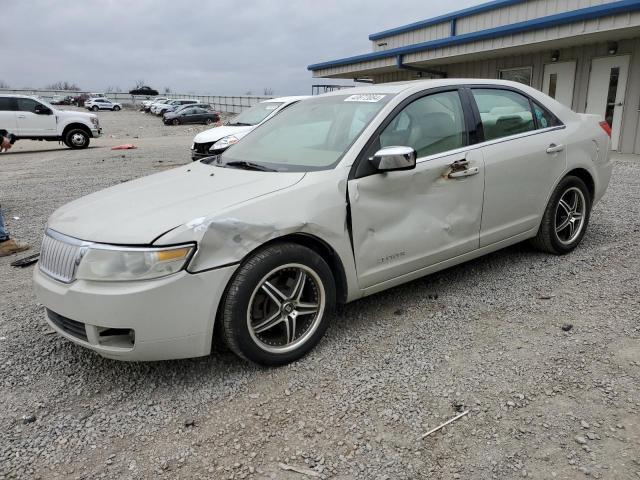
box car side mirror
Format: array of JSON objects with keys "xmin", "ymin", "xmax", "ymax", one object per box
[
  {"xmin": 35, "ymin": 105, "xmax": 52, "ymax": 115},
  {"xmin": 369, "ymin": 146, "xmax": 417, "ymax": 172}
]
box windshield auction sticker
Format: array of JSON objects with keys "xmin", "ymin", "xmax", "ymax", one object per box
[{"xmin": 344, "ymin": 94, "xmax": 386, "ymax": 102}]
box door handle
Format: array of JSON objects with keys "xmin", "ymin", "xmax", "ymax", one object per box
[
  {"xmin": 546, "ymin": 143, "xmax": 565, "ymax": 154},
  {"xmin": 448, "ymin": 167, "xmax": 479, "ymax": 178},
  {"xmin": 17, "ymin": 115, "xmax": 25, "ymax": 118}
]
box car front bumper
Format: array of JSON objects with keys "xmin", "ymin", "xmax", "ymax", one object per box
[
  {"xmin": 91, "ymin": 128, "xmax": 102, "ymax": 138},
  {"xmin": 33, "ymin": 264, "xmax": 237, "ymax": 361}
]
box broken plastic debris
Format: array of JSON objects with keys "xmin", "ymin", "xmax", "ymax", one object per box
[
  {"xmin": 111, "ymin": 144, "xmax": 137, "ymax": 150},
  {"xmin": 10, "ymin": 253, "xmax": 39, "ymax": 268},
  {"xmin": 421, "ymin": 410, "xmax": 469, "ymax": 439},
  {"xmin": 278, "ymin": 463, "xmax": 322, "ymax": 477}
]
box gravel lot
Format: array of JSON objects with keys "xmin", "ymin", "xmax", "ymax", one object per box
[{"xmin": 1, "ymin": 108, "xmax": 639, "ymax": 480}]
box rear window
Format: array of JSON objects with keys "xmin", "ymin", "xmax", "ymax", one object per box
[
  {"xmin": 472, "ymin": 88, "xmax": 535, "ymax": 141},
  {"xmin": 0, "ymin": 97, "xmax": 14, "ymax": 111}
]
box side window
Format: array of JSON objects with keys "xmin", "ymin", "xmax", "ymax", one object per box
[
  {"xmin": 532, "ymin": 102, "xmax": 560, "ymax": 129},
  {"xmin": 471, "ymin": 88, "xmax": 534, "ymax": 141},
  {"xmin": 368, "ymin": 90, "xmax": 467, "ymax": 159},
  {"xmin": 0, "ymin": 97, "xmax": 15, "ymax": 111},
  {"xmin": 16, "ymin": 98, "xmax": 40, "ymax": 112}
]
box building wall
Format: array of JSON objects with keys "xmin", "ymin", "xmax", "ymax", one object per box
[{"xmin": 370, "ymin": 38, "xmax": 640, "ymax": 153}]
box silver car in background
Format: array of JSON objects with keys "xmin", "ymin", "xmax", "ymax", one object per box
[{"xmin": 34, "ymin": 79, "xmax": 612, "ymax": 366}]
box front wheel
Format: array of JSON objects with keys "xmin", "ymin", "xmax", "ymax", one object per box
[
  {"xmin": 172, "ymin": 118, "xmax": 180, "ymax": 125},
  {"xmin": 531, "ymin": 175, "xmax": 592, "ymax": 254},
  {"xmin": 205, "ymin": 118, "xmax": 213, "ymax": 125},
  {"xmin": 113, "ymin": 105, "xmax": 120, "ymax": 111},
  {"xmin": 64, "ymin": 129, "xmax": 90, "ymax": 149},
  {"xmin": 220, "ymin": 243, "xmax": 335, "ymax": 366}
]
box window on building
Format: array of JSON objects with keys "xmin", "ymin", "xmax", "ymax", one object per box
[
  {"xmin": 368, "ymin": 90, "xmax": 467, "ymax": 159},
  {"xmin": 498, "ymin": 67, "xmax": 532, "ymax": 86},
  {"xmin": 472, "ymin": 88, "xmax": 535, "ymax": 141}
]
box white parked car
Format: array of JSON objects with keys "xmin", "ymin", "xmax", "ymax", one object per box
[
  {"xmin": 191, "ymin": 96, "xmax": 308, "ymax": 160},
  {"xmin": 155, "ymin": 99, "xmax": 198, "ymax": 116},
  {"xmin": 0, "ymin": 94, "xmax": 101, "ymax": 149},
  {"xmin": 140, "ymin": 97, "xmax": 168, "ymax": 111},
  {"xmin": 84, "ymin": 98, "xmax": 122, "ymax": 111},
  {"xmin": 34, "ymin": 79, "xmax": 612, "ymax": 365}
]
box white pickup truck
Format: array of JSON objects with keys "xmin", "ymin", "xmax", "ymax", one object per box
[{"xmin": 0, "ymin": 94, "xmax": 101, "ymax": 149}]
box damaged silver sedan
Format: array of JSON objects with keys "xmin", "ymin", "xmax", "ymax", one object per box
[{"xmin": 34, "ymin": 79, "xmax": 612, "ymax": 365}]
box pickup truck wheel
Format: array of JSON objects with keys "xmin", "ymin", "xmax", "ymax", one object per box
[
  {"xmin": 91, "ymin": 105, "xmax": 99, "ymax": 112},
  {"xmin": 221, "ymin": 242, "xmax": 335, "ymax": 366},
  {"xmin": 113, "ymin": 105, "xmax": 120, "ymax": 111},
  {"xmin": 65, "ymin": 129, "xmax": 90, "ymax": 149},
  {"xmin": 531, "ymin": 175, "xmax": 591, "ymax": 255}
]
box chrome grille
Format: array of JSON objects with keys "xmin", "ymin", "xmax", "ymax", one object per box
[{"xmin": 39, "ymin": 230, "xmax": 85, "ymax": 283}]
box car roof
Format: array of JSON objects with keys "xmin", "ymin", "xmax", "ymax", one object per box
[{"xmin": 0, "ymin": 94, "xmax": 39, "ymax": 99}]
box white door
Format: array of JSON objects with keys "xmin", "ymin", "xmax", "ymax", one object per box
[
  {"xmin": 542, "ymin": 61, "xmax": 576, "ymax": 108},
  {"xmin": 586, "ymin": 55, "xmax": 630, "ymax": 150},
  {"xmin": 15, "ymin": 98, "xmax": 57, "ymax": 136},
  {"xmin": 0, "ymin": 97, "xmax": 18, "ymax": 134},
  {"xmin": 348, "ymin": 90, "xmax": 485, "ymax": 288}
]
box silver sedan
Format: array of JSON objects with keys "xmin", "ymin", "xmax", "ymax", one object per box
[{"xmin": 34, "ymin": 79, "xmax": 612, "ymax": 365}]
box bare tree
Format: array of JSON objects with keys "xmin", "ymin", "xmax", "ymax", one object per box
[
  {"xmin": 263, "ymin": 87, "xmax": 274, "ymax": 96},
  {"xmin": 164, "ymin": 86, "xmax": 172, "ymax": 94},
  {"xmin": 244, "ymin": 90, "xmax": 253, "ymax": 96},
  {"xmin": 45, "ymin": 81, "xmax": 81, "ymax": 91},
  {"xmin": 0, "ymin": 80, "xmax": 9, "ymax": 89},
  {"xmin": 105, "ymin": 85, "xmax": 122, "ymax": 93},
  {"xmin": 135, "ymin": 79, "xmax": 146, "ymax": 88}
]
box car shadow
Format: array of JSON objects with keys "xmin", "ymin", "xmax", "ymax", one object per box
[{"xmin": 4, "ymin": 146, "xmax": 102, "ymax": 155}]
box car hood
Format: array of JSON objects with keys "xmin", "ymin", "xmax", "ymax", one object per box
[
  {"xmin": 47, "ymin": 162, "xmax": 306, "ymax": 244},
  {"xmin": 193, "ymin": 125, "xmax": 253, "ymax": 144}
]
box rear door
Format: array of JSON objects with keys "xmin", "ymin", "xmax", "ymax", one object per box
[
  {"xmin": 0, "ymin": 97, "xmax": 18, "ymax": 135},
  {"xmin": 468, "ymin": 87, "xmax": 567, "ymax": 246},
  {"xmin": 348, "ymin": 89, "xmax": 485, "ymax": 288},
  {"xmin": 15, "ymin": 98, "xmax": 57, "ymax": 136}
]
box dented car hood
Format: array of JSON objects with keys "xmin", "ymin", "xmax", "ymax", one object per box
[
  {"xmin": 47, "ymin": 162, "xmax": 305, "ymax": 244},
  {"xmin": 193, "ymin": 125, "xmax": 254, "ymax": 144}
]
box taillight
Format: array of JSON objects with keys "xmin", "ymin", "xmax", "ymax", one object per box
[{"xmin": 599, "ymin": 121, "xmax": 611, "ymax": 137}]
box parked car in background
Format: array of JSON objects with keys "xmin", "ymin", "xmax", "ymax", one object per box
[
  {"xmin": 191, "ymin": 96, "xmax": 308, "ymax": 160},
  {"xmin": 129, "ymin": 86, "xmax": 159, "ymax": 96},
  {"xmin": 140, "ymin": 97, "xmax": 168, "ymax": 112},
  {"xmin": 51, "ymin": 95, "xmax": 74, "ymax": 105},
  {"xmin": 149, "ymin": 99, "xmax": 173, "ymax": 115},
  {"xmin": 84, "ymin": 98, "xmax": 122, "ymax": 111},
  {"xmin": 154, "ymin": 99, "xmax": 198, "ymax": 116},
  {"xmin": 33, "ymin": 79, "xmax": 612, "ymax": 365},
  {"xmin": 163, "ymin": 106, "xmax": 220, "ymax": 125},
  {"xmin": 1, "ymin": 94, "xmax": 100, "ymax": 149}
]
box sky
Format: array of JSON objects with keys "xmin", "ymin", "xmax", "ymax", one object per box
[{"xmin": 1, "ymin": 0, "xmax": 480, "ymax": 96}]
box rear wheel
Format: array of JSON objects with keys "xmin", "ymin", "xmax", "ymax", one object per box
[
  {"xmin": 113, "ymin": 105, "xmax": 120, "ymax": 111},
  {"xmin": 205, "ymin": 118, "xmax": 213, "ymax": 125},
  {"xmin": 531, "ymin": 175, "xmax": 591, "ymax": 254},
  {"xmin": 91, "ymin": 105, "xmax": 99, "ymax": 112},
  {"xmin": 220, "ymin": 243, "xmax": 335, "ymax": 366},
  {"xmin": 64, "ymin": 129, "xmax": 90, "ymax": 149}
]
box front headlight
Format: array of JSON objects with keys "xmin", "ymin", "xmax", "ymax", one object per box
[
  {"xmin": 76, "ymin": 244, "xmax": 195, "ymax": 281},
  {"xmin": 211, "ymin": 135, "xmax": 239, "ymax": 151}
]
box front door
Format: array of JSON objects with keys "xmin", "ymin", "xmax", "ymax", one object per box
[
  {"xmin": 348, "ymin": 90, "xmax": 485, "ymax": 289},
  {"xmin": 15, "ymin": 98, "xmax": 57, "ymax": 136},
  {"xmin": 586, "ymin": 55, "xmax": 630, "ymax": 150},
  {"xmin": 542, "ymin": 61, "xmax": 576, "ymax": 108}
]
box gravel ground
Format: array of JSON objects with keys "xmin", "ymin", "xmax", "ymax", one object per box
[{"xmin": 1, "ymin": 110, "xmax": 639, "ymax": 480}]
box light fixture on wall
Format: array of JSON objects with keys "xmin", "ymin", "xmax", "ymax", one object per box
[
  {"xmin": 551, "ymin": 50, "xmax": 560, "ymax": 62},
  {"xmin": 608, "ymin": 42, "xmax": 618, "ymax": 55}
]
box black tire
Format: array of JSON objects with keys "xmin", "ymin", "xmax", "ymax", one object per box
[
  {"xmin": 172, "ymin": 118, "xmax": 180, "ymax": 125},
  {"xmin": 205, "ymin": 118, "xmax": 213, "ymax": 125},
  {"xmin": 220, "ymin": 242, "xmax": 336, "ymax": 366},
  {"xmin": 64, "ymin": 129, "xmax": 90, "ymax": 149},
  {"xmin": 113, "ymin": 105, "xmax": 121, "ymax": 111},
  {"xmin": 91, "ymin": 105, "xmax": 99, "ymax": 112},
  {"xmin": 531, "ymin": 175, "xmax": 592, "ymax": 255}
]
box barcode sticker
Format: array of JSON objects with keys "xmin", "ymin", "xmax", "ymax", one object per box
[{"xmin": 344, "ymin": 94, "xmax": 386, "ymax": 103}]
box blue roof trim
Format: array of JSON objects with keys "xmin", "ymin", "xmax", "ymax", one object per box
[
  {"xmin": 308, "ymin": 0, "xmax": 640, "ymax": 71},
  {"xmin": 369, "ymin": 0, "xmax": 524, "ymax": 41}
]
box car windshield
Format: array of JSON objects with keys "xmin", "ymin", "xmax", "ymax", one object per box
[
  {"xmin": 227, "ymin": 102, "xmax": 284, "ymax": 126},
  {"xmin": 219, "ymin": 93, "xmax": 394, "ymax": 172}
]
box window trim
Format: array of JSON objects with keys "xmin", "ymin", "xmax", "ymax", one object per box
[
  {"xmin": 464, "ymin": 85, "xmax": 564, "ymax": 145},
  {"xmin": 351, "ymin": 86, "xmax": 471, "ymax": 179}
]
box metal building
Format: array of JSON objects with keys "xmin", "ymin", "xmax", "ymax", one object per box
[{"xmin": 308, "ymin": 0, "xmax": 640, "ymax": 154}]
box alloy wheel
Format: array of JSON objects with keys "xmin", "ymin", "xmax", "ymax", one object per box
[
  {"xmin": 555, "ymin": 186, "xmax": 586, "ymax": 245},
  {"xmin": 247, "ymin": 264, "xmax": 325, "ymax": 354}
]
